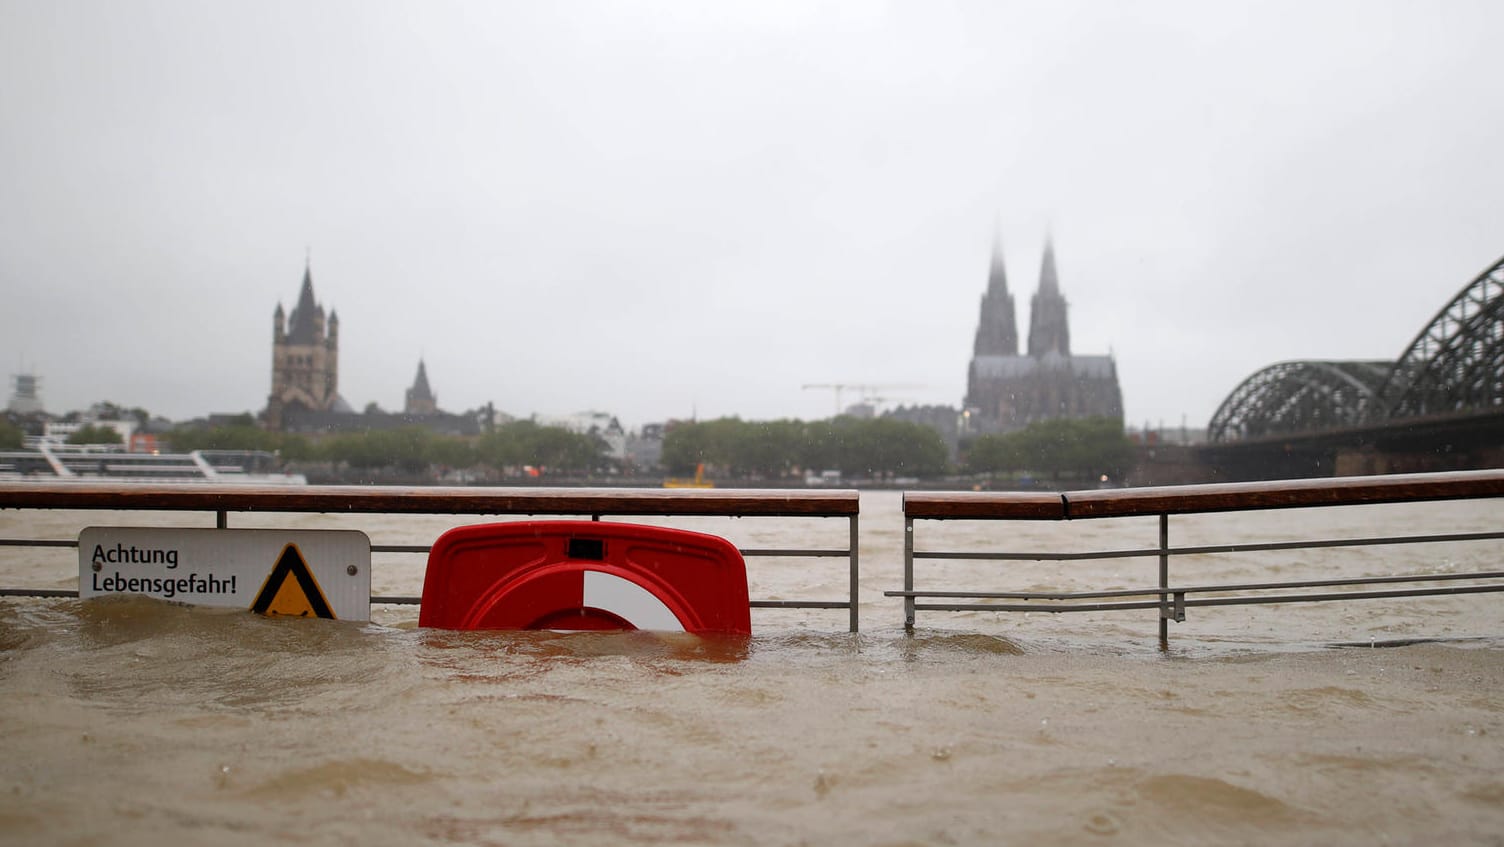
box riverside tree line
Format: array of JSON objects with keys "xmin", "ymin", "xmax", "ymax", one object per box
[
  {"xmin": 658, "ymin": 416, "xmax": 1132, "ymax": 483},
  {"xmin": 2, "ymin": 412, "xmax": 1134, "ymax": 483}
]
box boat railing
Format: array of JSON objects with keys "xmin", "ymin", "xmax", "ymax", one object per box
[
  {"xmin": 0, "ymin": 483, "xmax": 862, "ymax": 632},
  {"xmin": 888, "ymin": 469, "xmax": 1504, "ymax": 646}
]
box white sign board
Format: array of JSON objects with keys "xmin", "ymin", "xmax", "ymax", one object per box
[{"xmin": 79, "ymin": 527, "xmax": 371, "ymax": 621}]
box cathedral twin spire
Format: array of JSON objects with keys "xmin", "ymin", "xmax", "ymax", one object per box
[
  {"xmin": 1028, "ymin": 240, "xmax": 1069, "ymax": 357},
  {"xmin": 972, "ymin": 237, "xmax": 1070, "ymax": 359},
  {"xmin": 972, "ymin": 238, "xmax": 1019, "ymax": 357}
]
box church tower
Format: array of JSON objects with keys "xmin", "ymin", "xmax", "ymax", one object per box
[
  {"xmin": 1026, "ymin": 239, "xmax": 1071, "ymax": 357},
  {"xmin": 404, "ymin": 359, "xmax": 438, "ymax": 416},
  {"xmin": 964, "ymin": 235, "xmax": 1121, "ymax": 433},
  {"xmin": 266, "ymin": 262, "xmax": 341, "ymax": 430},
  {"xmin": 971, "ymin": 238, "xmax": 1018, "ymax": 357}
]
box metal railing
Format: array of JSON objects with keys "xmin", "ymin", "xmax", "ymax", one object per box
[
  {"xmin": 888, "ymin": 469, "xmax": 1504, "ymax": 646},
  {"xmin": 0, "ymin": 482, "xmax": 862, "ymax": 632}
]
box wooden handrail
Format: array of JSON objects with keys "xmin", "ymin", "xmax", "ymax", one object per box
[
  {"xmin": 903, "ymin": 469, "xmax": 1504, "ymax": 521},
  {"xmin": 901, "ymin": 491, "xmax": 1065, "ymax": 520},
  {"xmin": 1065, "ymin": 469, "xmax": 1504, "ymax": 518},
  {"xmin": 0, "ymin": 483, "xmax": 861, "ymax": 517}
]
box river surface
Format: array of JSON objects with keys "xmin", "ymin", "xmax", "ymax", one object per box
[{"xmin": 1, "ymin": 490, "xmax": 1501, "ymax": 845}]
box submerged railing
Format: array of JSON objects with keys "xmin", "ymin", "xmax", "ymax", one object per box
[
  {"xmin": 889, "ymin": 469, "xmax": 1504, "ymax": 646},
  {"xmin": 7, "ymin": 472, "xmax": 1503, "ymax": 644},
  {"xmin": 0, "ymin": 483, "xmax": 862, "ymax": 632}
]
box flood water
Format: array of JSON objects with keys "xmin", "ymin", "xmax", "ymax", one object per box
[{"xmin": 2, "ymin": 490, "xmax": 1502, "ymax": 845}]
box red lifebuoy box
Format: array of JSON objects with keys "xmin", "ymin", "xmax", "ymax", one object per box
[{"xmin": 418, "ymin": 521, "xmax": 751, "ymax": 636}]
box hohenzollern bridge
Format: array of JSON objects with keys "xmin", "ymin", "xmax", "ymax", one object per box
[{"xmin": 1175, "ymin": 253, "xmax": 1503, "ymax": 481}]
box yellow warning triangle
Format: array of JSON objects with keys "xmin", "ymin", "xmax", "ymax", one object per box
[{"xmin": 251, "ymin": 544, "xmax": 336, "ymax": 619}]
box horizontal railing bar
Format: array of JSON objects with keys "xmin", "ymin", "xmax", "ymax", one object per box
[
  {"xmin": 1180, "ymin": 584, "xmax": 1504, "ymax": 607},
  {"xmin": 749, "ymin": 600, "xmax": 851, "ymax": 609},
  {"xmin": 0, "ymin": 482, "xmax": 861, "ymax": 517},
  {"xmin": 902, "ymin": 491, "xmax": 1065, "ymax": 520},
  {"xmin": 370, "ymin": 546, "xmax": 852, "ymax": 560},
  {"xmin": 912, "ymin": 583, "xmax": 1504, "ymax": 614},
  {"xmin": 914, "ymin": 600, "xmax": 1167, "ymax": 613},
  {"xmin": 2, "ymin": 540, "xmax": 854, "ymax": 558},
  {"xmin": 887, "ymin": 568, "xmax": 1504, "ymax": 601},
  {"xmin": 1065, "ymin": 470, "xmax": 1504, "ymax": 518},
  {"xmin": 912, "ymin": 549, "xmax": 1147, "ymax": 562},
  {"xmin": 0, "ymin": 589, "xmax": 850, "ymax": 612},
  {"xmin": 903, "ymin": 469, "xmax": 1504, "ymax": 521},
  {"xmin": 912, "ymin": 529, "xmax": 1504, "ymax": 563},
  {"xmin": 740, "ymin": 548, "xmax": 851, "ymax": 558}
]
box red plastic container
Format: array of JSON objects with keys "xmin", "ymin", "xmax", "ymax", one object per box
[{"xmin": 418, "ymin": 520, "xmax": 751, "ymax": 636}]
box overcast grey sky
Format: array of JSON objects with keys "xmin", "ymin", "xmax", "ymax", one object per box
[{"xmin": 3, "ymin": 0, "xmax": 1501, "ymax": 430}]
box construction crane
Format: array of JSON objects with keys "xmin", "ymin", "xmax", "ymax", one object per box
[{"xmin": 801, "ymin": 383, "xmax": 925, "ymax": 417}]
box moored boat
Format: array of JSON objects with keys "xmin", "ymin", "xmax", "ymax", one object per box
[
  {"xmin": 0, "ymin": 443, "xmax": 306, "ymax": 485},
  {"xmin": 663, "ymin": 462, "xmax": 714, "ymax": 489}
]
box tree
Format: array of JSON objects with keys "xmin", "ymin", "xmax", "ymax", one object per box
[
  {"xmin": 66, "ymin": 424, "xmax": 124, "ymax": 445},
  {"xmin": 0, "ymin": 419, "xmax": 22, "ymax": 449},
  {"xmin": 167, "ymin": 421, "xmax": 278, "ymax": 452},
  {"xmin": 965, "ymin": 417, "xmax": 1132, "ymax": 481},
  {"xmin": 277, "ymin": 434, "xmax": 318, "ymax": 461},
  {"xmin": 660, "ymin": 419, "xmax": 720, "ymax": 475},
  {"xmin": 734, "ymin": 419, "xmax": 805, "ymax": 478},
  {"xmin": 663, "ymin": 416, "xmax": 950, "ymax": 480},
  {"xmin": 801, "ymin": 417, "xmax": 949, "ymax": 478},
  {"xmin": 324, "ymin": 427, "xmax": 433, "ymax": 472},
  {"xmin": 475, "ymin": 421, "xmax": 607, "ymax": 474},
  {"xmin": 89, "ymin": 401, "xmax": 126, "ymax": 420},
  {"xmin": 851, "ymin": 417, "xmax": 950, "ymax": 477},
  {"xmin": 425, "ymin": 435, "xmax": 475, "ymax": 469}
]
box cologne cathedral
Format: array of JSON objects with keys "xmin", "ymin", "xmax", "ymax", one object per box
[{"xmin": 964, "ymin": 239, "xmax": 1123, "ymax": 433}]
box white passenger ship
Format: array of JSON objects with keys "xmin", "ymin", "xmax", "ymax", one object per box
[{"xmin": 0, "ymin": 443, "xmax": 306, "ymax": 485}]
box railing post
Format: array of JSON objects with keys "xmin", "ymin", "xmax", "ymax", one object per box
[
  {"xmin": 904, "ymin": 515, "xmax": 915, "ymax": 629},
  {"xmin": 849, "ymin": 514, "xmax": 860, "ymax": 633},
  {"xmin": 1158, "ymin": 513, "xmax": 1169, "ymax": 650}
]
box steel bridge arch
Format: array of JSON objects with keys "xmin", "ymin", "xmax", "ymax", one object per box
[
  {"xmin": 1374, "ymin": 254, "xmax": 1504, "ymax": 420},
  {"xmin": 1207, "ymin": 360, "xmax": 1392, "ymax": 443}
]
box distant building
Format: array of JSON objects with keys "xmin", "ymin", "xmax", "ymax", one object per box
[
  {"xmin": 387, "ymin": 359, "xmax": 482, "ymax": 436},
  {"xmin": 266, "ymin": 262, "xmax": 349, "ymax": 430},
  {"xmin": 539, "ymin": 411, "xmax": 627, "ymax": 464},
  {"xmin": 405, "ymin": 360, "xmax": 438, "ymax": 415},
  {"xmin": 43, "ymin": 418, "xmax": 135, "ymax": 445},
  {"xmin": 884, "ymin": 403, "xmax": 962, "ymax": 455},
  {"xmin": 262, "ymin": 264, "xmax": 479, "ymax": 437},
  {"xmin": 625, "ymin": 423, "xmax": 665, "ymax": 472},
  {"xmin": 7, "ymin": 371, "xmax": 44, "ymax": 415},
  {"xmin": 964, "ymin": 239, "xmax": 1123, "ymax": 433}
]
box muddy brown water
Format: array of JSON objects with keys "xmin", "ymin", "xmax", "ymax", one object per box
[{"xmin": 2, "ymin": 491, "xmax": 1501, "ymax": 845}]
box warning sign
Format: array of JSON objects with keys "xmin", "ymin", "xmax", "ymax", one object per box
[
  {"xmin": 79, "ymin": 527, "xmax": 370, "ymax": 621},
  {"xmin": 251, "ymin": 544, "xmax": 337, "ymax": 619}
]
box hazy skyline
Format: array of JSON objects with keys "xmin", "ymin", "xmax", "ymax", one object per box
[{"xmin": 4, "ymin": 1, "xmax": 1502, "ymax": 430}]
